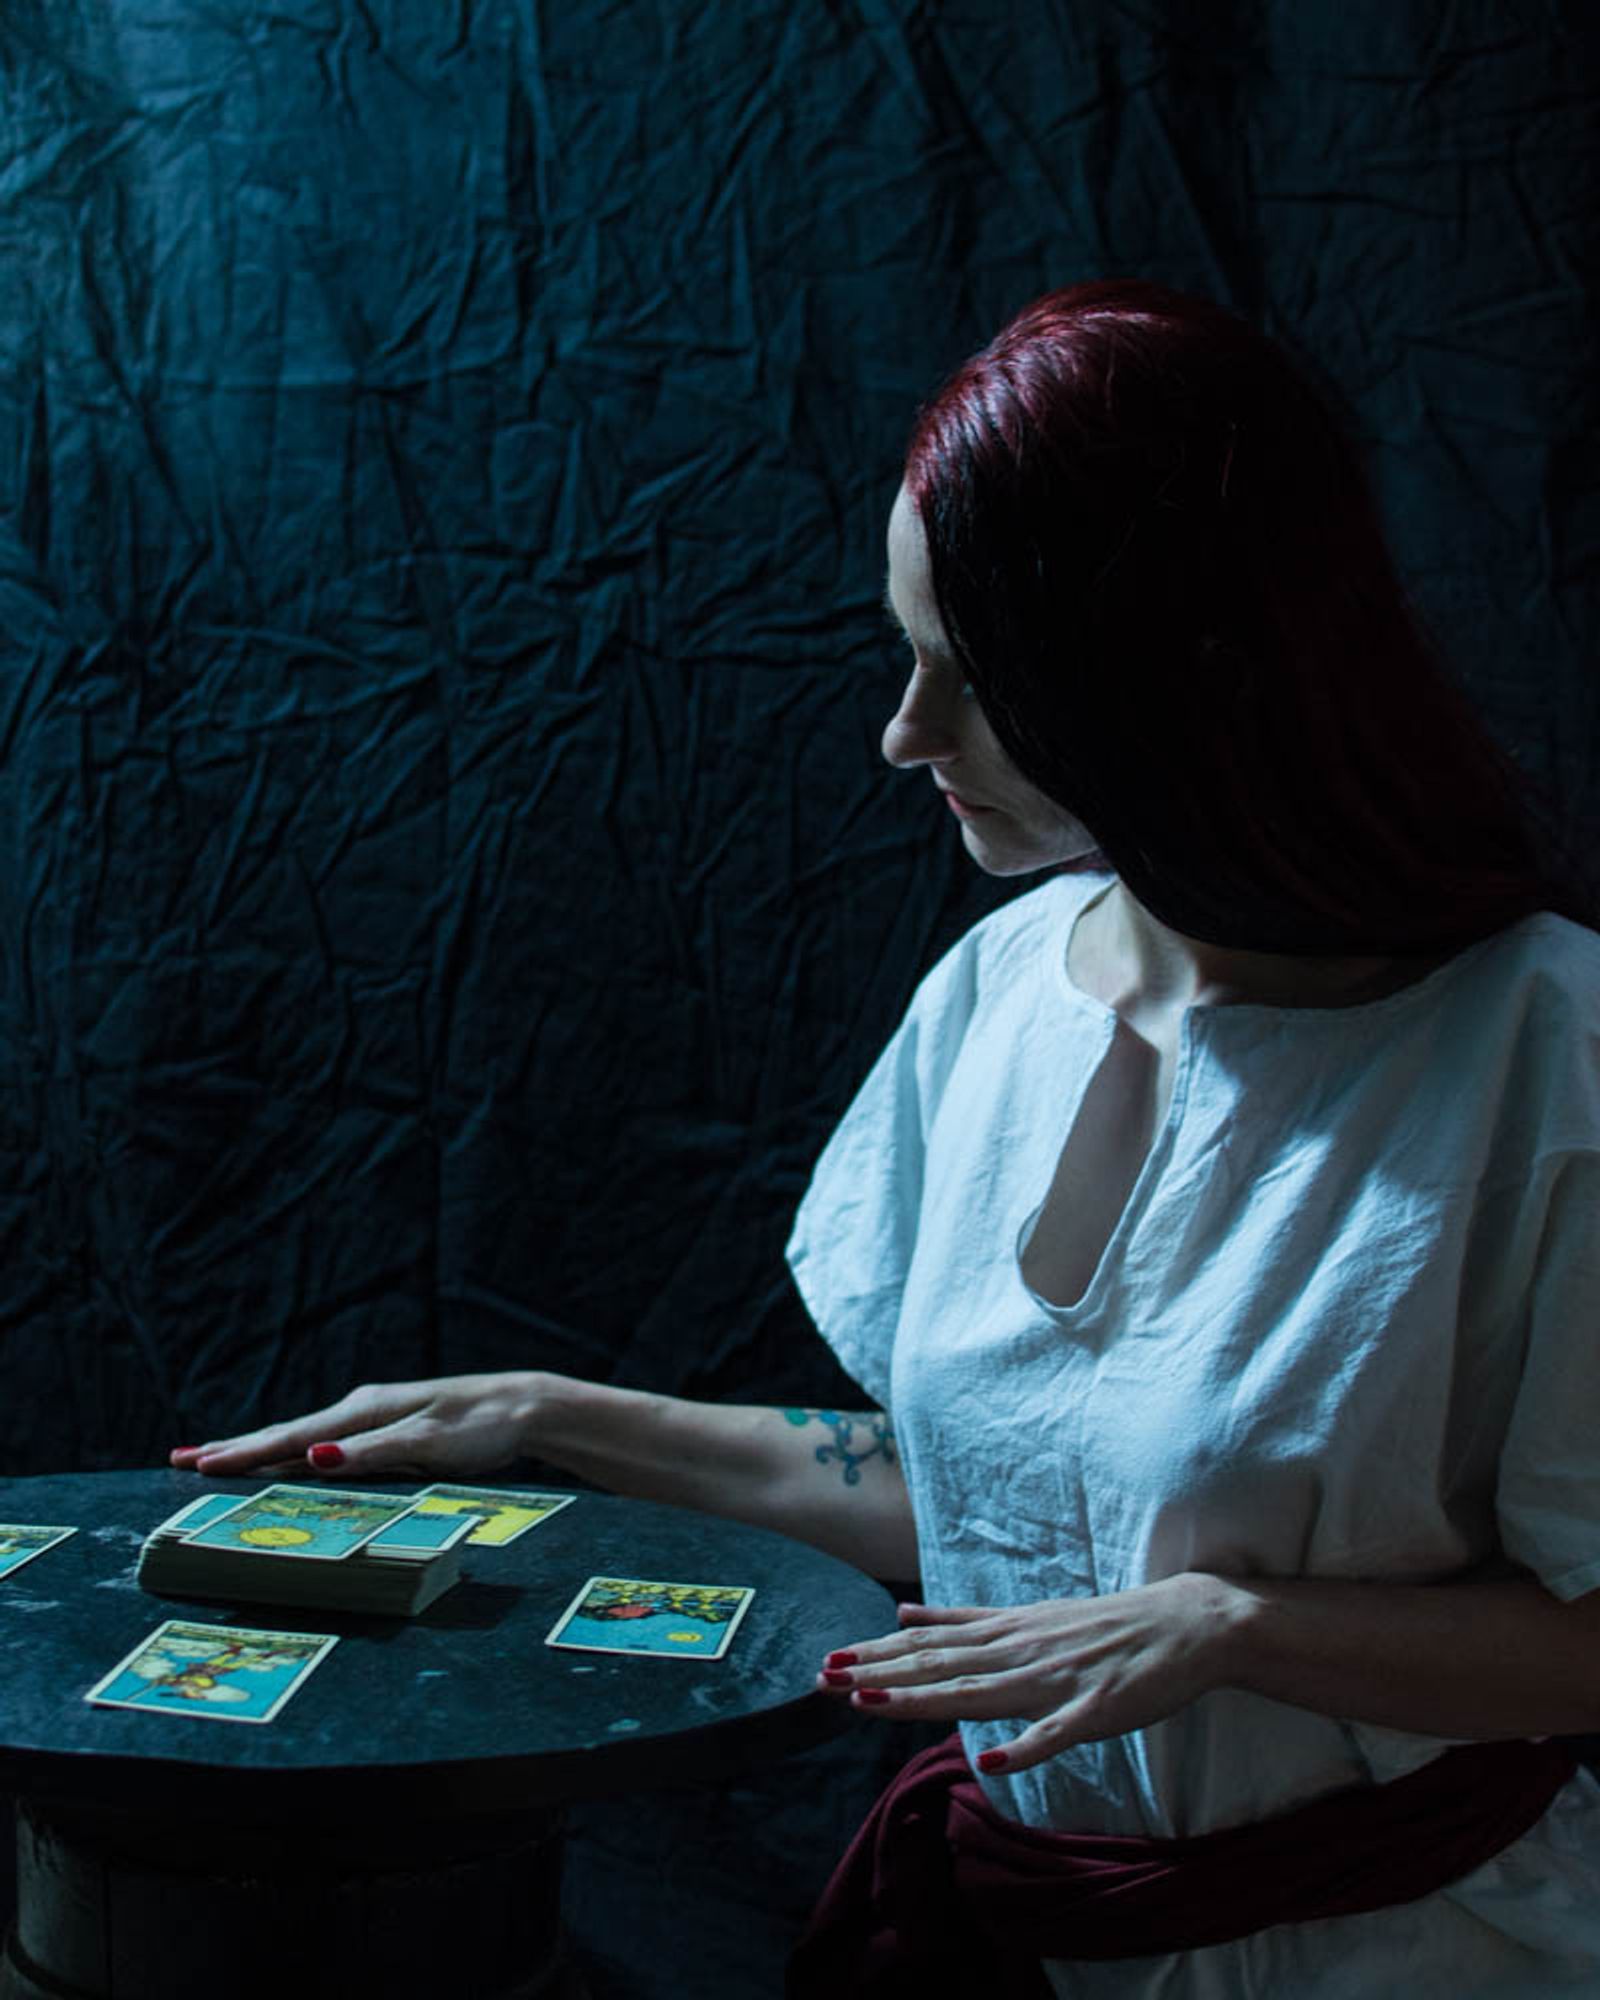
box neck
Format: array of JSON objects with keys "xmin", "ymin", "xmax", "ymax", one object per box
[{"xmin": 1093, "ymin": 881, "xmax": 1443, "ymax": 1014}]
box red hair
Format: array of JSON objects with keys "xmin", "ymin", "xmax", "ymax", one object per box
[{"xmin": 903, "ymin": 280, "xmax": 1594, "ymax": 952}]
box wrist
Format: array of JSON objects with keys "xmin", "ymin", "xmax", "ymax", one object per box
[
  {"xmin": 1175, "ymin": 1569, "xmax": 1260, "ymax": 1693},
  {"xmin": 510, "ymin": 1368, "xmax": 568, "ymax": 1460},
  {"xmin": 512, "ymin": 1367, "xmax": 637, "ymax": 1477}
]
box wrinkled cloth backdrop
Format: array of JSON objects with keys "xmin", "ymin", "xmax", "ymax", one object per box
[{"xmin": 1, "ymin": 3, "xmax": 1596, "ymax": 1993}]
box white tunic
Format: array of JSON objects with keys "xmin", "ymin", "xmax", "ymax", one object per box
[{"xmin": 786, "ymin": 868, "xmax": 1600, "ymax": 1997}]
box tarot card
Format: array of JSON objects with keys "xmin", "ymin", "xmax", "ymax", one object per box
[
  {"xmin": 545, "ymin": 1575, "xmax": 755, "ymax": 1659},
  {"xmin": 85, "ymin": 1619, "xmax": 338, "ymax": 1724},
  {"xmin": 178, "ymin": 1484, "xmax": 426, "ymax": 1561},
  {"xmin": 154, "ymin": 1491, "xmax": 252, "ymax": 1538},
  {"xmin": 411, "ymin": 1484, "xmax": 576, "ymax": 1547},
  {"xmin": 0, "ymin": 1524, "xmax": 76, "ymax": 1580},
  {"xmin": 365, "ymin": 1509, "xmax": 479, "ymax": 1554}
]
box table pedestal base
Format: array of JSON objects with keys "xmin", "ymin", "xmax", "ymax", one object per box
[{"xmin": 1, "ymin": 1797, "xmax": 590, "ymax": 1999}]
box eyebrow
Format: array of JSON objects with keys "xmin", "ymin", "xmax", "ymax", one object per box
[{"xmin": 882, "ymin": 581, "xmax": 960, "ymax": 667}]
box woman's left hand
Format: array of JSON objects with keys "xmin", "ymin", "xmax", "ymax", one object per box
[{"xmin": 815, "ymin": 1572, "xmax": 1238, "ymax": 1774}]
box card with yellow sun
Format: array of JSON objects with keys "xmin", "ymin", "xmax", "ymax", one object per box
[
  {"xmin": 544, "ymin": 1575, "xmax": 755, "ymax": 1659},
  {"xmin": 176, "ymin": 1484, "xmax": 428, "ymax": 1561}
]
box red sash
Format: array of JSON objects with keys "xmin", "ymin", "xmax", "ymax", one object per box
[{"xmin": 786, "ymin": 1731, "xmax": 1578, "ymax": 1997}]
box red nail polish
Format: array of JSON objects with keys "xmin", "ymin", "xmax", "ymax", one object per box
[
  {"xmin": 977, "ymin": 1749, "xmax": 1009, "ymax": 1773},
  {"xmin": 824, "ymin": 1651, "xmax": 859, "ymax": 1668},
  {"xmin": 856, "ymin": 1689, "xmax": 890, "ymax": 1705},
  {"xmin": 309, "ymin": 1442, "xmax": 345, "ymax": 1470},
  {"xmin": 821, "ymin": 1669, "xmax": 853, "ymax": 1688}
]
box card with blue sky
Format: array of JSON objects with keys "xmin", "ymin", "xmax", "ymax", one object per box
[
  {"xmin": 176, "ymin": 1485, "xmax": 425, "ymax": 1560},
  {"xmin": 84, "ymin": 1620, "xmax": 339, "ymax": 1724},
  {"xmin": 545, "ymin": 1575, "xmax": 755, "ymax": 1659},
  {"xmin": 0, "ymin": 1524, "xmax": 77, "ymax": 1579}
]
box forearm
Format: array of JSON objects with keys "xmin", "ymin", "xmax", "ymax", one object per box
[
  {"xmin": 1206, "ymin": 1568, "xmax": 1600, "ymax": 1739},
  {"xmin": 523, "ymin": 1373, "xmax": 920, "ymax": 1581}
]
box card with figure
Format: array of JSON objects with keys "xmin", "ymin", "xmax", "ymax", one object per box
[
  {"xmin": 178, "ymin": 1485, "xmax": 425, "ymax": 1560},
  {"xmin": 410, "ymin": 1484, "xmax": 576, "ymax": 1547},
  {"xmin": 85, "ymin": 1620, "xmax": 339, "ymax": 1724},
  {"xmin": 545, "ymin": 1575, "xmax": 755, "ymax": 1659},
  {"xmin": 0, "ymin": 1525, "xmax": 77, "ymax": 1579}
]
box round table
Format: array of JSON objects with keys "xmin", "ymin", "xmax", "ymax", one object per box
[{"xmin": 0, "ymin": 1469, "xmax": 895, "ymax": 2000}]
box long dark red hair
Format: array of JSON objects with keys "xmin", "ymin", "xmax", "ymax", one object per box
[{"xmin": 903, "ymin": 280, "xmax": 1595, "ymax": 952}]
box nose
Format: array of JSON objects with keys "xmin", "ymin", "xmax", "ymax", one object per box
[{"xmin": 881, "ymin": 666, "xmax": 962, "ymax": 770}]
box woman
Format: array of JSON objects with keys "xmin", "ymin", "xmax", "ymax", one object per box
[{"xmin": 172, "ymin": 281, "xmax": 1600, "ymax": 1995}]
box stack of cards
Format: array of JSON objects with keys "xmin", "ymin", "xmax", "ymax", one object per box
[
  {"xmin": 137, "ymin": 1485, "xmax": 479, "ymax": 1616},
  {"xmin": 71, "ymin": 1486, "xmax": 757, "ymax": 1737}
]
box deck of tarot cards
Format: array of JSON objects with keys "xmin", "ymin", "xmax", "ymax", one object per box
[{"xmin": 136, "ymin": 1484, "xmax": 476, "ymax": 1617}]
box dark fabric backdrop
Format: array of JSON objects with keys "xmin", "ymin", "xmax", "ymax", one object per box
[{"xmin": 1, "ymin": 3, "xmax": 1596, "ymax": 1992}]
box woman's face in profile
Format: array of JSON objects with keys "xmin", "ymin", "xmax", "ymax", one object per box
[{"xmin": 880, "ymin": 484, "xmax": 1097, "ymax": 879}]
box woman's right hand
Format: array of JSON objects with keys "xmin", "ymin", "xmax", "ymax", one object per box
[{"xmin": 167, "ymin": 1374, "xmax": 546, "ymax": 1482}]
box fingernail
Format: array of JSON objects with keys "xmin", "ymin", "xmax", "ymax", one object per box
[
  {"xmin": 977, "ymin": 1749, "xmax": 1009, "ymax": 1773},
  {"xmin": 824, "ymin": 1651, "xmax": 858, "ymax": 1668},
  {"xmin": 856, "ymin": 1689, "xmax": 890, "ymax": 1705},
  {"xmin": 821, "ymin": 1669, "xmax": 853, "ymax": 1688},
  {"xmin": 309, "ymin": 1442, "xmax": 345, "ymax": 1470}
]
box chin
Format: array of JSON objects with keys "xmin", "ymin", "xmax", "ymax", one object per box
[
  {"xmin": 964, "ymin": 816, "xmax": 1104, "ymax": 880},
  {"xmin": 962, "ymin": 828, "xmax": 1074, "ymax": 878}
]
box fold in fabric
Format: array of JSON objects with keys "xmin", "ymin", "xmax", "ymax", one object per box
[{"xmin": 787, "ymin": 1731, "xmax": 1580, "ymax": 1995}]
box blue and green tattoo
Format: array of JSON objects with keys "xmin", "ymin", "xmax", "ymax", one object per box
[{"xmin": 782, "ymin": 1407, "xmax": 897, "ymax": 1486}]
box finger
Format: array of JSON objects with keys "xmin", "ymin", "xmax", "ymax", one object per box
[
  {"xmin": 816, "ymin": 1636, "xmax": 978, "ymax": 1688},
  {"xmin": 286, "ymin": 1415, "xmax": 442, "ymax": 1482},
  {"xmin": 968, "ymin": 1709, "xmax": 1096, "ymax": 1775},
  {"xmin": 819, "ymin": 1625, "xmax": 907, "ymax": 1670},
  {"xmin": 179, "ymin": 1415, "xmax": 354, "ymax": 1475},
  {"xmin": 814, "ymin": 1671, "xmax": 857, "ymax": 1697},
  {"xmin": 182, "ymin": 1390, "xmax": 402, "ymax": 1476},
  {"xmin": 846, "ymin": 1672, "xmax": 1042, "ymax": 1723},
  {"xmin": 171, "ymin": 1450, "xmax": 308, "ymax": 1480},
  {"xmin": 203, "ymin": 1424, "xmax": 434, "ymax": 1488},
  {"xmin": 831, "ymin": 1618, "xmax": 988, "ymax": 1663},
  {"xmin": 837, "ymin": 1641, "xmax": 1019, "ymax": 1693},
  {"xmin": 826, "ymin": 1618, "xmax": 1013, "ymax": 1677},
  {"xmin": 895, "ymin": 1602, "xmax": 990, "ymax": 1626},
  {"xmin": 190, "ymin": 1437, "xmax": 333, "ymax": 1476}
]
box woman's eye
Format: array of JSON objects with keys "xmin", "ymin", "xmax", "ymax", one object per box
[{"xmin": 893, "ymin": 629, "xmax": 974, "ymax": 704}]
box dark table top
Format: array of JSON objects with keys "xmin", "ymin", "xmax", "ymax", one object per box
[{"xmin": 0, "ymin": 1470, "xmax": 897, "ymax": 1824}]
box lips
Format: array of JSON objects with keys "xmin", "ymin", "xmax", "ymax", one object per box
[{"xmin": 938, "ymin": 786, "xmax": 995, "ymax": 818}]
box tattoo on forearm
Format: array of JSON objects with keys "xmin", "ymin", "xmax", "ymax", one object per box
[{"xmin": 782, "ymin": 1408, "xmax": 897, "ymax": 1487}]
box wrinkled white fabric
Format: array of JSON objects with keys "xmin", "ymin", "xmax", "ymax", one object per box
[{"xmin": 787, "ymin": 869, "xmax": 1600, "ymax": 1997}]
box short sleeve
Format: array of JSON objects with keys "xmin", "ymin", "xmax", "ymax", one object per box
[
  {"xmin": 785, "ymin": 940, "xmax": 980, "ymax": 1410},
  {"xmin": 1496, "ymin": 1152, "xmax": 1600, "ymax": 1600}
]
